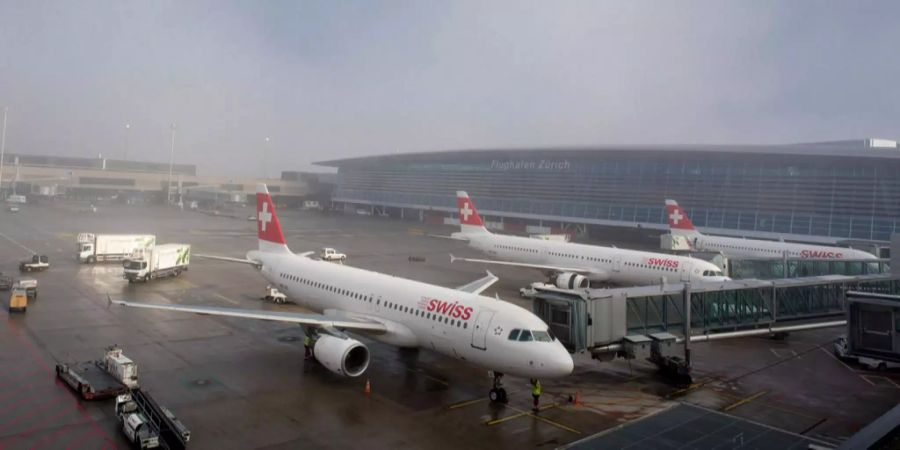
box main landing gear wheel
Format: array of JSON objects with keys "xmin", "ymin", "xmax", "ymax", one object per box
[{"xmin": 489, "ymin": 372, "xmax": 508, "ymax": 404}]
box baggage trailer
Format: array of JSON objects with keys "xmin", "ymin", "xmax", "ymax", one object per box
[
  {"xmin": 56, "ymin": 346, "xmax": 139, "ymax": 400},
  {"xmin": 116, "ymin": 390, "xmax": 191, "ymax": 450},
  {"xmin": 56, "ymin": 361, "xmax": 129, "ymax": 400}
]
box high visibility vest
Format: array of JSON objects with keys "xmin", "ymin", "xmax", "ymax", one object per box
[
  {"xmin": 532, "ymin": 381, "xmax": 542, "ymax": 396},
  {"xmin": 304, "ymin": 336, "xmax": 311, "ymax": 346}
]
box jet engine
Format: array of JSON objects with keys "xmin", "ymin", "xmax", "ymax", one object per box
[
  {"xmin": 553, "ymin": 272, "xmax": 589, "ymax": 289},
  {"xmin": 313, "ymin": 334, "xmax": 370, "ymax": 377}
]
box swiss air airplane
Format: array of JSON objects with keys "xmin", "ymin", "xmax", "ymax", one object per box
[
  {"xmin": 450, "ymin": 192, "xmax": 730, "ymax": 287},
  {"xmin": 665, "ymin": 199, "xmax": 877, "ymax": 260},
  {"xmin": 111, "ymin": 184, "xmax": 572, "ymax": 404}
]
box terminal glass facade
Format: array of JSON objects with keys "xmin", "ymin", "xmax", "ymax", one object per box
[{"xmin": 324, "ymin": 146, "xmax": 900, "ymax": 242}]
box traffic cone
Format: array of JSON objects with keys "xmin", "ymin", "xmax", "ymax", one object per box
[
  {"xmin": 573, "ymin": 391, "xmax": 581, "ymax": 406},
  {"xmin": 364, "ymin": 379, "xmax": 371, "ymax": 396}
]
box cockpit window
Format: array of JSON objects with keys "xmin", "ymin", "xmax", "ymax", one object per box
[
  {"xmin": 532, "ymin": 330, "xmax": 552, "ymax": 342},
  {"xmin": 518, "ymin": 330, "xmax": 533, "ymax": 342},
  {"xmin": 703, "ymin": 270, "xmax": 725, "ymax": 277},
  {"xmin": 508, "ymin": 329, "xmax": 521, "ymax": 341}
]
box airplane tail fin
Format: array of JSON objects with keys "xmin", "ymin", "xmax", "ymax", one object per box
[
  {"xmin": 665, "ymin": 199, "xmax": 700, "ymax": 236},
  {"xmin": 256, "ymin": 184, "xmax": 291, "ymax": 254},
  {"xmin": 456, "ymin": 191, "xmax": 490, "ymax": 235}
]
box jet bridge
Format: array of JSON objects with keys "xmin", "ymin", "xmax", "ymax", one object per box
[{"xmin": 532, "ymin": 274, "xmax": 900, "ymax": 355}]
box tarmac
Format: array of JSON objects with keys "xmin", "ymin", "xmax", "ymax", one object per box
[{"xmin": 0, "ymin": 201, "xmax": 897, "ymax": 449}]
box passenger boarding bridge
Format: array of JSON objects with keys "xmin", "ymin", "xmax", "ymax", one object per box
[{"xmin": 532, "ymin": 274, "xmax": 900, "ymax": 357}]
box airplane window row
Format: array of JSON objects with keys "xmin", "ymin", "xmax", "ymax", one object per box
[
  {"xmin": 624, "ymin": 261, "xmax": 677, "ymax": 272},
  {"xmin": 711, "ymin": 243, "xmax": 781, "ymax": 254},
  {"xmin": 278, "ymin": 272, "xmax": 469, "ymax": 330},
  {"xmin": 548, "ymin": 251, "xmax": 611, "ymax": 264},
  {"xmin": 495, "ymin": 244, "xmax": 538, "ymax": 254},
  {"xmin": 280, "ymin": 272, "xmax": 374, "ymax": 303},
  {"xmin": 508, "ymin": 328, "xmax": 555, "ymax": 342}
]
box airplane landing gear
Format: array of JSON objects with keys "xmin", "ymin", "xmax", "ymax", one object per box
[{"xmin": 488, "ymin": 372, "xmax": 507, "ymax": 404}]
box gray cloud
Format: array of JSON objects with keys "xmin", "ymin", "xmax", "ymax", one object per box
[{"xmin": 0, "ymin": 1, "xmax": 898, "ymax": 176}]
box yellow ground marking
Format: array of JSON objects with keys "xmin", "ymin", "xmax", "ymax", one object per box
[
  {"xmin": 722, "ymin": 390, "xmax": 768, "ymax": 412},
  {"xmin": 213, "ymin": 293, "xmax": 241, "ymax": 305},
  {"xmin": 405, "ymin": 368, "xmax": 449, "ymax": 386},
  {"xmin": 446, "ymin": 398, "xmax": 487, "ymax": 410},
  {"xmin": 666, "ymin": 377, "xmax": 712, "ymax": 398},
  {"xmin": 486, "ymin": 404, "xmax": 581, "ymax": 434}
]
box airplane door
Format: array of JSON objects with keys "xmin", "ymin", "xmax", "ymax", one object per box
[
  {"xmin": 613, "ymin": 256, "xmax": 622, "ymax": 272},
  {"xmin": 680, "ymin": 262, "xmax": 691, "ymax": 282},
  {"xmin": 470, "ymin": 309, "xmax": 495, "ymax": 350}
]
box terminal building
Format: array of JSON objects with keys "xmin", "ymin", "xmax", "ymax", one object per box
[
  {"xmin": 318, "ymin": 139, "xmax": 900, "ymax": 245},
  {"xmin": 0, "ymin": 154, "xmax": 332, "ymax": 206}
]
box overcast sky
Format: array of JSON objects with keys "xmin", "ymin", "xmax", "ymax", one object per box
[{"xmin": 0, "ymin": 1, "xmax": 898, "ymax": 176}]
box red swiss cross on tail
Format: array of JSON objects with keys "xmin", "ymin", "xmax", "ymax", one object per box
[
  {"xmin": 256, "ymin": 184, "xmax": 291, "ymax": 253},
  {"xmin": 456, "ymin": 191, "xmax": 490, "ymax": 235},
  {"xmin": 665, "ymin": 199, "xmax": 698, "ymax": 235}
]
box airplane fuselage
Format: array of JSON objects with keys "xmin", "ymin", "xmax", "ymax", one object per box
[
  {"xmin": 250, "ymin": 250, "xmax": 573, "ymax": 379},
  {"xmin": 689, "ymin": 235, "xmax": 877, "ymax": 260},
  {"xmin": 464, "ymin": 233, "xmax": 729, "ymax": 285}
]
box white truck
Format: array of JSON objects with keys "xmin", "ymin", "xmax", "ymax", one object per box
[
  {"xmin": 320, "ymin": 247, "xmax": 347, "ymax": 262},
  {"xmin": 77, "ymin": 233, "xmax": 156, "ymax": 263},
  {"xmin": 124, "ymin": 244, "xmax": 190, "ymax": 282},
  {"xmin": 116, "ymin": 394, "xmax": 160, "ymax": 449}
]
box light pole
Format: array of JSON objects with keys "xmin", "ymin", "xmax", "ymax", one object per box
[
  {"xmin": 124, "ymin": 123, "xmax": 131, "ymax": 160},
  {"xmin": 0, "ymin": 107, "xmax": 7, "ymax": 197},
  {"xmin": 167, "ymin": 123, "xmax": 176, "ymax": 205},
  {"xmin": 262, "ymin": 136, "xmax": 270, "ymax": 179}
]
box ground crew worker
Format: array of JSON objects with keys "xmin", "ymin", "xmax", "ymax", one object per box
[
  {"xmin": 304, "ymin": 334, "xmax": 312, "ymax": 359},
  {"xmin": 531, "ymin": 378, "xmax": 542, "ymax": 412}
]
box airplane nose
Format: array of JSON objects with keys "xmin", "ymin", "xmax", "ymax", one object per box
[{"xmin": 552, "ymin": 345, "xmax": 574, "ymax": 377}]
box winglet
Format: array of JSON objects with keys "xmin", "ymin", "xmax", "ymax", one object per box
[{"xmin": 450, "ymin": 254, "xmax": 458, "ymax": 263}]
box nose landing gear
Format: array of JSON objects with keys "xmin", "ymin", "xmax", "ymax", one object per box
[{"xmin": 488, "ymin": 372, "xmax": 507, "ymax": 403}]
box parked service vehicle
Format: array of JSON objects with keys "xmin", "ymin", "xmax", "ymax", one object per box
[
  {"xmin": 7, "ymin": 204, "xmax": 19, "ymax": 213},
  {"xmin": 77, "ymin": 233, "xmax": 156, "ymax": 263},
  {"xmin": 124, "ymin": 244, "xmax": 190, "ymax": 282},
  {"xmin": 19, "ymin": 255, "xmax": 49, "ymax": 272},
  {"xmin": 116, "ymin": 394, "xmax": 160, "ymax": 449},
  {"xmin": 0, "ymin": 273, "xmax": 13, "ymax": 291},
  {"xmin": 6, "ymin": 194, "xmax": 26, "ymax": 204},
  {"xmin": 8, "ymin": 287, "xmax": 27, "ymax": 312},
  {"xmin": 15, "ymin": 278, "xmax": 37, "ymax": 298},
  {"xmin": 834, "ymin": 335, "xmax": 900, "ymax": 371},
  {"xmin": 264, "ymin": 285, "xmax": 287, "ymax": 303},
  {"xmin": 320, "ymin": 247, "xmax": 347, "ymax": 262}
]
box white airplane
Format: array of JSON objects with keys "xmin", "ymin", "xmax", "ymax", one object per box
[
  {"xmin": 450, "ymin": 191, "xmax": 730, "ymax": 287},
  {"xmin": 111, "ymin": 184, "xmax": 573, "ymax": 404},
  {"xmin": 665, "ymin": 199, "xmax": 877, "ymax": 260}
]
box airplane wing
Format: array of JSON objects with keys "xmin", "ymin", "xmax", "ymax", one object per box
[
  {"xmin": 109, "ymin": 299, "xmax": 387, "ymax": 333},
  {"xmin": 455, "ymin": 270, "xmax": 499, "ymax": 295},
  {"xmin": 449, "ymin": 254, "xmax": 592, "ymax": 275}
]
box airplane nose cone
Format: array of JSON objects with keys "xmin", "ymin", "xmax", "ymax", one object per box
[{"xmin": 550, "ymin": 344, "xmax": 574, "ymax": 377}]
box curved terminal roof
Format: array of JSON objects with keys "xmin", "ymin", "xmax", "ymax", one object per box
[{"xmin": 316, "ymin": 139, "xmax": 900, "ymax": 167}]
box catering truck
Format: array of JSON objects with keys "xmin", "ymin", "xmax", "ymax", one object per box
[
  {"xmin": 124, "ymin": 244, "xmax": 191, "ymax": 282},
  {"xmin": 77, "ymin": 233, "xmax": 156, "ymax": 263}
]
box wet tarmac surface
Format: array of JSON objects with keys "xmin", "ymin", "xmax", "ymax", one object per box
[{"xmin": 0, "ymin": 202, "xmax": 897, "ymax": 449}]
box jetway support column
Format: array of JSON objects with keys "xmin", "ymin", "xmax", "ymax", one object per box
[{"xmin": 683, "ymin": 282, "xmax": 692, "ymax": 369}]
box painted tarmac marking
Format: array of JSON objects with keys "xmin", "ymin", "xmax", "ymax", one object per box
[
  {"xmin": 405, "ymin": 368, "xmax": 449, "ymax": 386},
  {"xmin": 0, "ymin": 231, "xmax": 37, "ymax": 255},
  {"xmin": 709, "ymin": 388, "xmax": 820, "ymax": 421},
  {"xmin": 666, "ymin": 377, "xmax": 712, "ymax": 398},
  {"xmin": 447, "ymin": 398, "xmax": 487, "ymax": 409},
  {"xmin": 485, "ymin": 404, "xmax": 581, "ymax": 434},
  {"xmin": 770, "ymin": 348, "xmax": 797, "ymax": 359},
  {"xmin": 859, "ymin": 375, "xmax": 900, "ymax": 389},
  {"xmin": 213, "ymin": 293, "xmax": 241, "ymax": 305},
  {"xmin": 722, "ymin": 390, "xmax": 768, "ymax": 412}
]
